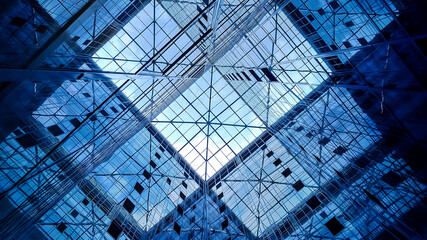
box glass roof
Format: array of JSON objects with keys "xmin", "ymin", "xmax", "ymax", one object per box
[
  {"xmin": 94, "ymin": 0, "xmax": 331, "ymax": 180},
  {"xmin": 1, "ymin": 0, "xmax": 426, "ymax": 240},
  {"xmin": 154, "ymin": 69, "xmax": 264, "ymax": 179}
]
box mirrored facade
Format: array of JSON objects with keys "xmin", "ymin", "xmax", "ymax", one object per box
[{"xmin": 0, "ymin": 0, "xmax": 426, "ymax": 239}]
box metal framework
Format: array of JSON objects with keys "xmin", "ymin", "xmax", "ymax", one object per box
[{"xmin": 0, "ymin": 0, "xmax": 426, "ymax": 239}]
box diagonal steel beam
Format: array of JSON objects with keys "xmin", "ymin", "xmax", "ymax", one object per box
[
  {"xmin": 0, "ymin": 197, "xmax": 48, "ymax": 240},
  {"xmin": 260, "ymin": 143, "xmax": 388, "ymax": 239},
  {"xmin": 24, "ymin": 0, "xmax": 108, "ymax": 69},
  {"xmin": 210, "ymin": 0, "xmax": 427, "ymax": 189},
  {"xmin": 155, "ymin": 2, "xmax": 282, "ymax": 237},
  {"xmin": 0, "ymin": 68, "xmax": 166, "ymax": 83},
  {"xmin": 0, "ymin": 1, "xmax": 154, "ymax": 239}
]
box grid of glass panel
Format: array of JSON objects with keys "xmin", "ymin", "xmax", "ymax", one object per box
[{"xmin": 0, "ymin": 0, "xmax": 426, "ymax": 239}]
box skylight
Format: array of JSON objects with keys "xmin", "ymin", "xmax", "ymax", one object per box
[
  {"xmin": 92, "ymin": 1, "xmax": 332, "ymax": 180},
  {"xmin": 80, "ymin": 0, "xmax": 403, "ymax": 236},
  {"xmin": 153, "ymin": 69, "xmax": 265, "ymax": 179},
  {"xmin": 4, "ymin": 0, "xmax": 425, "ymax": 240},
  {"xmin": 91, "ymin": 0, "xmax": 394, "ymax": 182}
]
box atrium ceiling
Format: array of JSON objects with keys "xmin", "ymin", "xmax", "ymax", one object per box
[{"xmin": 0, "ymin": 0, "xmax": 426, "ymax": 239}]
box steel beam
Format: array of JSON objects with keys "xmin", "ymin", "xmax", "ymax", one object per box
[
  {"xmin": 209, "ymin": 0, "xmax": 427, "ymax": 187},
  {"xmin": 24, "ymin": 0, "xmax": 108, "ymax": 69},
  {"xmin": 0, "ymin": 97, "xmax": 146, "ymax": 240},
  {"xmin": 260, "ymin": 144, "xmax": 388, "ymax": 239},
  {"xmin": 0, "ymin": 197, "xmax": 48, "ymax": 240},
  {"xmin": 0, "ymin": 68, "xmax": 164, "ymax": 83}
]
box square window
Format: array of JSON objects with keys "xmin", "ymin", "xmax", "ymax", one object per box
[
  {"xmin": 177, "ymin": 205, "xmax": 184, "ymax": 215},
  {"xmin": 13, "ymin": 129, "xmax": 23, "ymax": 136},
  {"xmin": 134, "ymin": 182, "xmax": 144, "ymax": 194},
  {"xmin": 35, "ymin": 25, "xmax": 49, "ymax": 33},
  {"xmin": 282, "ymin": 168, "xmax": 292, "ymax": 177},
  {"xmin": 318, "ymin": 137, "xmax": 330, "ymax": 146},
  {"xmin": 334, "ymin": 169, "xmax": 347, "ymax": 181},
  {"xmin": 100, "ymin": 110, "xmax": 109, "ymax": 116},
  {"xmin": 318, "ymin": 8, "xmax": 326, "ymax": 16},
  {"xmin": 47, "ymin": 125, "xmax": 64, "ymax": 136},
  {"xmin": 306, "ymin": 196, "xmax": 321, "ymax": 210},
  {"xmin": 70, "ymin": 118, "xmax": 81, "ymax": 128},
  {"xmin": 221, "ymin": 218, "xmax": 229, "ymax": 230},
  {"xmin": 167, "ymin": 178, "xmax": 172, "ymax": 185},
  {"xmin": 293, "ymin": 180, "xmax": 305, "ymax": 191},
  {"xmin": 242, "ymin": 71, "xmax": 252, "ymax": 81},
  {"xmin": 344, "ymin": 21, "xmax": 354, "ymax": 28},
  {"xmin": 343, "ymin": 41, "xmax": 352, "ymax": 48},
  {"xmin": 249, "ymin": 69, "xmax": 262, "ymax": 81},
  {"xmin": 273, "ymin": 158, "xmax": 282, "ymax": 166},
  {"xmin": 355, "ymin": 156, "xmax": 370, "ymax": 168},
  {"xmin": 278, "ymin": 220, "xmax": 294, "ymax": 235},
  {"xmin": 326, "ymin": 181, "xmax": 341, "ymax": 194},
  {"xmin": 261, "ymin": 68, "xmax": 278, "ymax": 82},
  {"xmin": 143, "ymin": 170, "xmax": 151, "ymax": 180},
  {"xmin": 56, "ymin": 222, "xmax": 67, "ymax": 233},
  {"xmin": 173, "ymin": 222, "xmax": 181, "ymax": 235},
  {"xmin": 363, "ymin": 189, "xmax": 383, "ymax": 206},
  {"xmin": 357, "ymin": 37, "xmax": 368, "ymax": 46},
  {"xmin": 218, "ymin": 192, "xmax": 224, "ymax": 200},
  {"xmin": 71, "ymin": 36, "xmax": 80, "ymax": 42},
  {"xmin": 182, "ymin": 181, "xmax": 188, "ymax": 188},
  {"xmin": 313, "ymin": 154, "xmax": 322, "ymax": 163},
  {"xmin": 164, "ymin": 215, "xmax": 173, "ymax": 225},
  {"xmin": 71, "ymin": 209, "xmax": 79, "ymax": 218},
  {"xmin": 16, "ymin": 134, "xmax": 38, "ymax": 149},
  {"xmin": 82, "ymin": 198, "xmax": 90, "ymax": 206},
  {"xmin": 107, "ymin": 219, "xmax": 123, "ymax": 239},
  {"xmin": 266, "ymin": 151, "xmax": 274, "ymax": 158},
  {"xmin": 325, "ymin": 217, "xmax": 344, "ymax": 236},
  {"xmin": 295, "ymin": 206, "xmax": 310, "ymax": 222},
  {"xmin": 149, "ymin": 160, "xmax": 157, "ymax": 168},
  {"xmin": 381, "ymin": 171, "xmax": 404, "ymax": 187},
  {"xmin": 110, "ymin": 107, "xmax": 118, "ymax": 113},
  {"xmin": 118, "ymin": 104, "xmax": 126, "ymax": 110},
  {"xmin": 180, "ymin": 192, "xmax": 186, "ymax": 200},
  {"xmin": 333, "ymin": 146, "xmax": 347, "ymax": 155},
  {"xmin": 123, "ymin": 198, "xmax": 135, "ymax": 213},
  {"xmin": 219, "ymin": 204, "xmax": 226, "ymax": 213},
  {"xmin": 329, "ymin": 0, "xmax": 340, "ymax": 9},
  {"xmin": 10, "ymin": 17, "xmax": 27, "ymax": 27},
  {"xmin": 320, "ymin": 211, "xmax": 328, "ymax": 219}
]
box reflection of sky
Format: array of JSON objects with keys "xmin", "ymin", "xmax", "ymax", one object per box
[
  {"xmin": 6, "ymin": 1, "xmax": 424, "ymax": 239},
  {"xmin": 92, "ymin": 0, "xmax": 396, "ymax": 181},
  {"xmin": 92, "ymin": 2, "xmax": 186, "ymax": 73},
  {"xmin": 92, "ymin": 1, "xmax": 326, "ymax": 180},
  {"xmin": 153, "ymin": 69, "xmax": 265, "ymax": 179}
]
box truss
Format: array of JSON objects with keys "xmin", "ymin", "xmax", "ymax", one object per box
[{"xmin": 0, "ymin": 0, "xmax": 426, "ymax": 240}]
